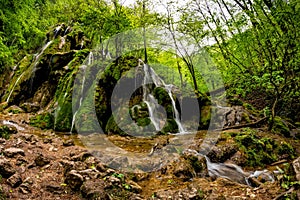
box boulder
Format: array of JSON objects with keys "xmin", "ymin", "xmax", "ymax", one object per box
[
  {"xmin": 0, "ymin": 158, "xmax": 16, "ymax": 178},
  {"xmin": 20, "ymin": 102, "xmax": 40, "ymax": 113},
  {"xmin": 80, "ymin": 179, "xmax": 109, "ymax": 200},
  {"xmin": 65, "ymin": 170, "xmax": 84, "ymax": 190},
  {"xmin": 7, "ymin": 173, "xmax": 22, "ymax": 187},
  {"xmin": 4, "ymin": 148, "xmax": 25, "ymax": 158},
  {"xmin": 293, "ymin": 157, "xmax": 300, "ymax": 181},
  {"xmin": 34, "ymin": 153, "xmax": 50, "ymax": 167}
]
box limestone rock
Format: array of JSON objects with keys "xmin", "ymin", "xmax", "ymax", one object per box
[
  {"xmin": 293, "ymin": 157, "xmax": 300, "ymax": 181},
  {"xmin": 65, "ymin": 170, "xmax": 84, "ymax": 190},
  {"xmin": 34, "ymin": 153, "xmax": 50, "ymax": 167},
  {"xmin": 80, "ymin": 179, "xmax": 109, "ymax": 200},
  {"xmin": 4, "ymin": 147, "xmax": 25, "ymax": 158},
  {"xmin": 7, "ymin": 173, "xmax": 22, "ymax": 187},
  {"xmin": 0, "ymin": 158, "xmax": 16, "ymax": 178}
]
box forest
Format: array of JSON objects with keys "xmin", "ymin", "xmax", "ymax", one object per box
[{"xmin": 0, "ymin": 0, "xmax": 299, "ymax": 199}]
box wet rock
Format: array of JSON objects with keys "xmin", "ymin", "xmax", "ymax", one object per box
[
  {"xmin": 80, "ymin": 179, "xmax": 109, "ymax": 200},
  {"xmin": 108, "ymin": 176, "xmax": 121, "ymax": 185},
  {"xmin": 207, "ymin": 144, "xmax": 238, "ymax": 163},
  {"xmin": 0, "ymin": 158, "xmax": 16, "ymax": 178},
  {"xmin": 173, "ymin": 158, "xmax": 196, "ymax": 180},
  {"xmin": 79, "ymin": 169, "xmax": 100, "ymax": 179},
  {"xmin": 43, "ymin": 138, "xmax": 52, "ymax": 144},
  {"xmin": 20, "ymin": 102, "xmax": 40, "ymax": 113},
  {"xmin": 127, "ymin": 180, "xmax": 142, "ymax": 193},
  {"xmin": 16, "ymin": 157, "xmax": 28, "ymax": 166},
  {"xmin": 44, "ymin": 182, "xmax": 63, "ymax": 194},
  {"xmin": 34, "ymin": 153, "xmax": 50, "ymax": 167},
  {"xmin": 293, "ymin": 157, "xmax": 300, "ymax": 181},
  {"xmin": 19, "ymin": 184, "xmax": 31, "ymax": 194},
  {"xmin": 19, "ymin": 177, "xmax": 33, "ymax": 194},
  {"xmin": 4, "ymin": 147, "xmax": 25, "ymax": 158},
  {"xmin": 7, "ymin": 173, "xmax": 22, "ymax": 187},
  {"xmin": 96, "ymin": 163, "xmax": 106, "ymax": 172},
  {"xmin": 4, "ymin": 105, "xmax": 24, "ymax": 114},
  {"xmin": 63, "ymin": 139, "xmax": 74, "ymax": 146},
  {"xmin": 65, "ymin": 170, "xmax": 84, "ymax": 190},
  {"xmin": 229, "ymin": 151, "xmax": 247, "ymax": 166},
  {"xmin": 0, "ymin": 124, "xmax": 18, "ymax": 139},
  {"xmin": 108, "ymin": 156, "xmax": 129, "ymax": 169},
  {"xmin": 71, "ymin": 151, "xmax": 92, "ymax": 162},
  {"xmin": 60, "ymin": 160, "xmax": 75, "ymax": 175}
]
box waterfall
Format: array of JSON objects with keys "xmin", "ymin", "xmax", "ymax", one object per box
[
  {"xmin": 29, "ymin": 40, "xmax": 53, "ymax": 94},
  {"xmin": 53, "ymin": 25, "xmax": 62, "ymax": 38},
  {"xmin": 6, "ymin": 40, "xmax": 53, "ymax": 103},
  {"xmin": 165, "ymin": 85, "xmax": 185, "ymax": 133},
  {"xmin": 6, "ymin": 72, "xmax": 25, "ymax": 103},
  {"xmin": 70, "ymin": 52, "xmax": 94, "ymax": 133},
  {"xmin": 140, "ymin": 60, "xmax": 185, "ymax": 133}
]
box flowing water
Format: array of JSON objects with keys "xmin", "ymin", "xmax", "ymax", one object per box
[
  {"xmin": 141, "ymin": 61, "xmax": 186, "ymax": 134},
  {"xmin": 204, "ymin": 154, "xmax": 275, "ymax": 186},
  {"xmin": 70, "ymin": 52, "xmax": 94, "ymax": 133}
]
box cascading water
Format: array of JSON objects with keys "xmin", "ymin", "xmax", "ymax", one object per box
[
  {"xmin": 70, "ymin": 52, "xmax": 94, "ymax": 133},
  {"xmin": 140, "ymin": 60, "xmax": 186, "ymax": 133},
  {"xmin": 185, "ymin": 152, "xmax": 275, "ymax": 186},
  {"xmin": 6, "ymin": 40, "xmax": 53, "ymax": 103},
  {"xmin": 29, "ymin": 40, "xmax": 53, "ymax": 94}
]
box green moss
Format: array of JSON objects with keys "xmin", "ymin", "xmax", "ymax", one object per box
[
  {"xmin": 161, "ymin": 119, "xmax": 178, "ymax": 134},
  {"xmin": 199, "ymin": 106, "xmax": 211, "ymax": 129},
  {"xmin": 136, "ymin": 118, "xmax": 151, "ymax": 126},
  {"xmin": 233, "ymin": 128, "xmax": 295, "ymax": 167},
  {"xmin": 272, "ymin": 116, "xmax": 291, "ymax": 137},
  {"xmin": 105, "ymin": 116, "xmax": 126, "ymax": 136},
  {"xmin": 30, "ymin": 112, "xmax": 54, "ymax": 130},
  {"xmin": 0, "ymin": 125, "xmax": 17, "ymax": 139}
]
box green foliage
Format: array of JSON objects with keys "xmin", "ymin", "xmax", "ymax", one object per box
[
  {"xmin": 272, "ymin": 116, "xmax": 291, "ymax": 137},
  {"xmin": 0, "ymin": 125, "xmax": 16, "ymax": 139},
  {"xmin": 233, "ymin": 128, "xmax": 295, "ymax": 167},
  {"xmin": 30, "ymin": 112, "xmax": 54, "ymax": 130}
]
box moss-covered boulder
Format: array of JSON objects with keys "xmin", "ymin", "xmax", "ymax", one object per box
[
  {"xmin": 0, "ymin": 125, "xmax": 18, "ymax": 139},
  {"xmin": 30, "ymin": 112, "xmax": 54, "ymax": 130},
  {"xmin": 232, "ymin": 128, "xmax": 295, "ymax": 167},
  {"xmin": 272, "ymin": 116, "xmax": 291, "ymax": 137}
]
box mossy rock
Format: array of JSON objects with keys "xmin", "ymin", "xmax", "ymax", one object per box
[
  {"xmin": 272, "ymin": 116, "xmax": 291, "ymax": 137},
  {"xmin": 161, "ymin": 119, "xmax": 178, "ymax": 134},
  {"xmin": 0, "ymin": 125, "xmax": 17, "ymax": 139},
  {"xmin": 199, "ymin": 106, "xmax": 211, "ymax": 129},
  {"xmin": 4, "ymin": 105, "xmax": 24, "ymax": 114},
  {"xmin": 30, "ymin": 112, "xmax": 54, "ymax": 130},
  {"xmin": 105, "ymin": 116, "xmax": 126, "ymax": 136},
  {"xmin": 233, "ymin": 129, "xmax": 295, "ymax": 167}
]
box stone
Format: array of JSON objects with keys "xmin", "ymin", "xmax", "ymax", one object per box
[
  {"xmin": 207, "ymin": 144, "xmax": 238, "ymax": 163},
  {"xmin": 20, "ymin": 102, "xmax": 40, "ymax": 113},
  {"xmin": 293, "ymin": 157, "xmax": 300, "ymax": 181},
  {"xmin": 71, "ymin": 151, "xmax": 92, "ymax": 162},
  {"xmin": 128, "ymin": 180, "xmax": 142, "ymax": 193},
  {"xmin": 4, "ymin": 147, "xmax": 25, "ymax": 158},
  {"xmin": 65, "ymin": 170, "xmax": 84, "ymax": 190},
  {"xmin": 44, "ymin": 182, "xmax": 63, "ymax": 194},
  {"xmin": 7, "ymin": 173, "xmax": 22, "ymax": 187},
  {"xmin": 34, "ymin": 153, "xmax": 50, "ymax": 167},
  {"xmin": 0, "ymin": 158, "xmax": 16, "ymax": 178},
  {"xmin": 173, "ymin": 158, "xmax": 196, "ymax": 180},
  {"xmin": 63, "ymin": 139, "xmax": 74, "ymax": 147},
  {"xmin": 80, "ymin": 179, "xmax": 109, "ymax": 200}
]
